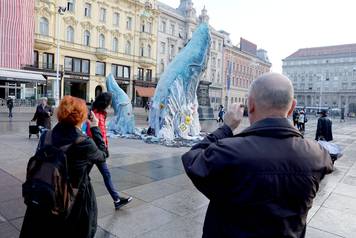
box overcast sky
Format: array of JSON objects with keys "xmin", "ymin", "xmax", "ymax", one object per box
[{"xmin": 159, "ymin": 0, "xmax": 356, "ymax": 72}]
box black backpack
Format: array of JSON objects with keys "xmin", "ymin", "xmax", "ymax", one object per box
[{"xmin": 22, "ymin": 130, "xmax": 84, "ymax": 217}]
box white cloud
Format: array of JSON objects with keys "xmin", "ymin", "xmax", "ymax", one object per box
[{"xmin": 159, "ymin": 0, "xmax": 356, "ymax": 72}]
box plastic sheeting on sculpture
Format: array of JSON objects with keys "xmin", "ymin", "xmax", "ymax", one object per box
[
  {"xmin": 106, "ymin": 73, "xmax": 135, "ymax": 135},
  {"xmin": 149, "ymin": 23, "xmax": 211, "ymax": 141}
]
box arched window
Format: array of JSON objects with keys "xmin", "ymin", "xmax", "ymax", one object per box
[
  {"xmin": 99, "ymin": 34, "xmax": 105, "ymax": 48},
  {"xmin": 67, "ymin": 26, "xmax": 74, "ymax": 43},
  {"xmin": 140, "ymin": 45, "xmax": 144, "ymax": 57},
  {"xmin": 112, "ymin": 37, "xmax": 118, "ymax": 52},
  {"xmin": 125, "ymin": 41, "xmax": 131, "ymax": 54},
  {"xmin": 83, "ymin": 30, "xmax": 90, "ymax": 46},
  {"xmin": 39, "ymin": 17, "xmax": 49, "ymax": 36},
  {"xmin": 147, "ymin": 44, "xmax": 152, "ymax": 58}
]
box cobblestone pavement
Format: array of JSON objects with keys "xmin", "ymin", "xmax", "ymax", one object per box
[{"xmin": 0, "ymin": 111, "xmax": 355, "ymax": 238}]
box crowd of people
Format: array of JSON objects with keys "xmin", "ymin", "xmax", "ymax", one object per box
[{"xmin": 17, "ymin": 72, "xmax": 340, "ymax": 238}]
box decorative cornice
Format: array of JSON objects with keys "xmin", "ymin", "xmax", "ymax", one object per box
[
  {"xmin": 123, "ymin": 33, "xmax": 134, "ymax": 40},
  {"xmin": 97, "ymin": 1, "xmax": 110, "ymax": 8},
  {"xmin": 63, "ymin": 16, "xmax": 78, "ymax": 26},
  {"xmin": 96, "ymin": 25, "xmax": 109, "ymax": 34},
  {"xmin": 110, "ymin": 30, "xmax": 122, "ymax": 37},
  {"xmin": 80, "ymin": 21, "xmax": 95, "ymax": 31},
  {"xmin": 35, "ymin": 6, "xmax": 52, "ymax": 18}
]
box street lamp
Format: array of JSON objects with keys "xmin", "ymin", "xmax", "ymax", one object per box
[{"xmin": 55, "ymin": 6, "xmax": 66, "ymax": 106}]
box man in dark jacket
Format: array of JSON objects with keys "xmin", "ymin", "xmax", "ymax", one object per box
[
  {"xmin": 32, "ymin": 97, "xmax": 53, "ymax": 129},
  {"xmin": 6, "ymin": 97, "xmax": 14, "ymax": 118},
  {"xmin": 315, "ymin": 110, "xmax": 333, "ymax": 141},
  {"xmin": 182, "ymin": 73, "xmax": 333, "ymax": 238}
]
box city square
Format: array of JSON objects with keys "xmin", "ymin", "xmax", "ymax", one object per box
[
  {"xmin": 0, "ymin": 108, "xmax": 355, "ymax": 238},
  {"xmin": 1, "ymin": 0, "xmax": 356, "ymax": 237}
]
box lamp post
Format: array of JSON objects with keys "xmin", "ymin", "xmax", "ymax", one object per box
[{"xmin": 55, "ymin": 6, "xmax": 66, "ymax": 106}]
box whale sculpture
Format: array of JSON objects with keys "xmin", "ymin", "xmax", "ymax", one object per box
[
  {"xmin": 106, "ymin": 73, "xmax": 135, "ymax": 134},
  {"xmin": 149, "ymin": 23, "xmax": 211, "ymax": 140}
]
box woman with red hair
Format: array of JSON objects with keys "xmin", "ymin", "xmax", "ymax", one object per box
[{"xmin": 20, "ymin": 96, "xmax": 108, "ymax": 238}]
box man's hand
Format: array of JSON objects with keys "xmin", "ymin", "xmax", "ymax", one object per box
[
  {"xmin": 88, "ymin": 111, "xmax": 99, "ymax": 128},
  {"xmin": 224, "ymin": 103, "xmax": 244, "ymax": 131}
]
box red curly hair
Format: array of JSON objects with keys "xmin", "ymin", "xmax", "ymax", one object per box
[{"xmin": 57, "ymin": 96, "xmax": 87, "ymax": 126}]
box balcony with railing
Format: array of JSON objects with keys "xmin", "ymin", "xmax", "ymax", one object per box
[
  {"xmin": 95, "ymin": 48, "xmax": 109, "ymax": 60},
  {"xmin": 34, "ymin": 33, "xmax": 55, "ymax": 50},
  {"xmin": 22, "ymin": 63, "xmax": 63, "ymax": 74}
]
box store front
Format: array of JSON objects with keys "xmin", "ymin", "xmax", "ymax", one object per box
[
  {"xmin": 134, "ymin": 80, "xmax": 156, "ymax": 107},
  {"xmin": 0, "ymin": 67, "xmax": 46, "ymax": 99},
  {"xmin": 63, "ymin": 75, "xmax": 89, "ymax": 101}
]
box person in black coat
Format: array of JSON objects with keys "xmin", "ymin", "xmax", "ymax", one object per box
[
  {"xmin": 32, "ymin": 97, "xmax": 53, "ymax": 129},
  {"xmin": 6, "ymin": 97, "xmax": 13, "ymax": 118},
  {"xmin": 20, "ymin": 96, "xmax": 108, "ymax": 238},
  {"xmin": 182, "ymin": 73, "xmax": 333, "ymax": 238},
  {"xmin": 315, "ymin": 110, "xmax": 333, "ymax": 141}
]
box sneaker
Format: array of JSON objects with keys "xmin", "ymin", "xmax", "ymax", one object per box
[{"xmin": 114, "ymin": 196, "xmax": 133, "ymax": 210}]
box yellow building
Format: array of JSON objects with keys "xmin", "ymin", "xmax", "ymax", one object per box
[{"xmin": 28, "ymin": 0, "xmax": 158, "ymax": 103}]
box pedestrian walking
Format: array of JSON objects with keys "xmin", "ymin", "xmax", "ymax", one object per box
[
  {"xmin": 316, "ymin": 109, "xmax": 333, "ymax": 142},
  {"xmin": 298, "ymin": 110, "xmax": 307, "ymax": 134},
  {"xmin": 182, "ymin": 73, "xmax": 333, "ymax": 238},
  {"xmin": 6, "ymin": 96, "xmax": 13, "ymax": 118},
  {"xmin": 86, "ymin": 92, "xmax": 132, "ymax": 209},
  {"xmin": 292, "ymin": 109, "xmax": 299, "ymax": 127},
  {"xmin": 20, "ymin": 96, "xmax": 109, "ymax": 238},
  {"xmin": 32, "ymin": 97, "xmax": 53, "ymax": 129},
  {"xmin": 217, "ymin": 105, "xmax": 225, "ymax": 123},
  {"xmin": 340, "ymin": 108, "xmax": 345, "ymax": 122}
]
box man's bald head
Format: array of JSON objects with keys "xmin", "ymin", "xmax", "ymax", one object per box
[
  {"xmin": 248, "ymin": 73, "xmax": 296, "ymax": 123},
  {"xmin": 249, "ymin": 73, "xmax": 294, "ymax": 111}
]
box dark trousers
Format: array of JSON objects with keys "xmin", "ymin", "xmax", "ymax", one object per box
[
  {"xmin": 96, "ymin": 162, "xmax": 120, "ymax": 201},
  {"xmin": 8, "ymin": 107, "xmax": 13, "ymax": 118}
]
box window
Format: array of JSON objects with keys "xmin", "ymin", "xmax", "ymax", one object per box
[
  {"xmin": 147, "ymin": 44, "xmax": 151, "ymax": 58},
  {"xmin": 84, "ymin": 3, "xmax": 91, "ymax": 17},
  {"xmin": 83, "ymin": 30, "xmax": 90, "ymax": 46},
  {"xmin": 33, "ymin": 51, "xmax": 39, "ymax": 67},
  {"xmin": 112, "ymin": 64, "xmax": 130, "ymax": 79},
  {"xmin": 125, "ymin": 41, "xmax": 131, "ymax": 54},
  {"xmin": 99, "ymin": 8, "xmax": 106, "ymax": 22},
  {"xmin": 140, "ymin": 45, "xmax": 144, "ymax": 57},
  {"xmin": 170, "ymin": 45, "xmax": 175, "ymax": 58},
  {"xmin": 96, "ymin": 61, "xmax": 106, "ymax": 76},
  {"xmin": 179, "ymin": 27, "xmax": 184, "ymax": 39},
  {"xmin": 147, "ymin": 22, "xmax": 152, "ymax": 33},
  {"xmin": 64, "ymin": 57, "xmax": 90, "ymax": 74},
  {"xmin": 160, "ymin": 42, "xmax": 166, "ymax": 54},
  {"xmin": 138, "ymin": 68, "xmax": 144, "ymax": 80},
  {"xmin": 170, "ymin": 24, "xmax": 175, "ymax": 35},
  {"xmin": 67, "ymin": 0, "xmax": 75, "ymax": 12},
  {"xmin": 146, "ymin": 69, "xmax": 152, "ymax": 81},
  {"xmin": 160, "ymin": 60, "xmax": 165, "ymax": 73},
  {"xmin": 39, "ymin": 17, "xmax": 49, "ymax": 36},
  {"xmin": 66, "ymin": 26, "xmax": 74, "ymax": 42},
  {"xmin": 43, "ymin": 53, "xmax": 54, "ymax": 69},
  {"xmin": 126, "ymin": 17, "xmax": 132, "ymax": 30},
  {"xmin": 99, "ymin": 34, "xmax": 105, "ymax": 48},
  {"xmin": 113, "ymin": 12, "xmax": 119, "ymax": 26},
  {"xmin": 112, "ymin": 37, "xmax": 118, "ymax": 52},
  {"xmin": 141, "ymin": 21, "xmax": 145, "ymax": 32},
  {"xmin": 161, "ymin": 21, "xmax": 166, "ymax": 33}
]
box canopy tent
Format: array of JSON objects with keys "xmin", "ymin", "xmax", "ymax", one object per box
[
  {"xmin": 0, "ymin": 67, "xmax": 46, "ymax": 83},
  {"xmin": 135, "ymin": 86, "xmax": 155, "ymax": 98}
]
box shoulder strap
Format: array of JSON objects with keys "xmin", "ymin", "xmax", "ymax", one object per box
[{"xmin": 44, "ymin": 130, "xmax": 53, "ymax": 146}]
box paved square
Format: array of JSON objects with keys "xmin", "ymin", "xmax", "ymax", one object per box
[{"xmin": 0, "ymin": 111, "xmax": 355, "ymax": 237}]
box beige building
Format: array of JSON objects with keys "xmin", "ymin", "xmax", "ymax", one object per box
[
  {"xmin": 28, "ymin": 0, "xmax": 158, "ymax": 102},
  {"xmin": 222, "ymin": 34, "xmax": 272, "ymax": 107}
]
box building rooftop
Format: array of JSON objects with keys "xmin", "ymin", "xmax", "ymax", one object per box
[
  {"xmin": 285, "ymin": 43, "xmax": 356, "ymax": 60},
  {"xmin": 157, "ymin": 1, "xmax": 183, "ymax": 16}
]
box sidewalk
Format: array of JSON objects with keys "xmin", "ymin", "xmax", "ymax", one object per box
[{"xmin": 0, "ymin": 117, "xmax": 355, "ymax": 237}]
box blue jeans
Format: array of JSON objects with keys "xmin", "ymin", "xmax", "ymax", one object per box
[{"xmin": 96, "ymin": 162, "xmax": 120, "ymax": 201}]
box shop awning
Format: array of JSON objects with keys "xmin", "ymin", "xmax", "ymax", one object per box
[
  {"xmin": 135, "ymin": 86, "xmax": 156, "ymax": 98},
  {"xmin": 0, "ymin": 67, "xmax": 46, "ymax": 83}
]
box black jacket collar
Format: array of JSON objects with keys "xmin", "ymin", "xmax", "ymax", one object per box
[{"xmin": 236, "ymin": 118, "xmax": 303, "ymax": 139}]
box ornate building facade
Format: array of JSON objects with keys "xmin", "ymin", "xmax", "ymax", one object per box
[
  {"xmin": 157, "ymin": 0, "xmax": 225, "ymax": 111},
  {"xmin": 222, "ymin": 32, "xmax": 271, "ymax": 108},
  {"xmin": 29, "ymin": 0, "xmax": 158, "ymax": 102},
  {"xmin": 283, "ymin": 44, "xmax": 356, "ymax": 115}
]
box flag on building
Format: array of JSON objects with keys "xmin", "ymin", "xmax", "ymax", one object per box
[{"xmin": 0, "ymin": 0, "xmax": 35, "ymax": 69}]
